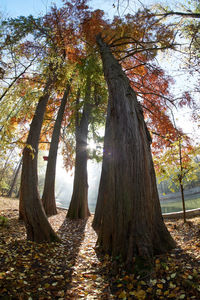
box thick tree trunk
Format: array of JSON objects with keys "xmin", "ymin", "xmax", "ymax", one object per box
[
  {"xmin": 67, "ymin": 80, "xmax": 91, "ymax": 219},
  {"xmin": 7, "ymin": 158, "xmax": 22, "ymax": 198},
  {"xmin": 42, "ymin": 83, "xmax": 71, "ymax": 216},
  {"xmin": 20, "ymin": 77, "xmax": 59, "ymax": 242},
  {"xmin": 93, "ymin": 34, "xmax": 175, "ymax": 263}
]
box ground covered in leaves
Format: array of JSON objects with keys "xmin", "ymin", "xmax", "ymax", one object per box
[{"xmin": 0, "ymin": 197, "xmax": 200, "ymax": 299}]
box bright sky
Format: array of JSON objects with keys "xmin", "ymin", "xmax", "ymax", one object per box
[
  {"xmin": 0, "ymin": 0, "xmax": 62, "ymax": 17},
  {"xmin": 0, "ymin": 0, "xmax": 180, "ymax": 18},
  {"xmin": 0, "ymin": 0, "xmax": 114, "ymax": 18}
]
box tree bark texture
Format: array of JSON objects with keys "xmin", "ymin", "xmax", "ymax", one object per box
[
  {"xmin": 93, "ymin": 35, "xmax": 176, "ymax": 263},
  {"xmin": 67, "ymin": 79, "xmax": 91, "ymax": 219},
  {"xmin": 20, "ymin": 77, "xmax": 59, "ymax": 242},
  {"xmin": 42, "ymin": 83, "xmax": 71, "ymax": 216}
]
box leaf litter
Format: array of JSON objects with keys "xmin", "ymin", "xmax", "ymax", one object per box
[{"xmin": 0, "ymin": 198, "xmax": 200, "ymax": 299}]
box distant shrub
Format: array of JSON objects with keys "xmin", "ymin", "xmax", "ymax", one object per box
[{"xmin": 0, "ymin": 216, "xmax": 8, "ymax": 227}]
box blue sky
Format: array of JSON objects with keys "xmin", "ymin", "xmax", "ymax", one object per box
[
  {"xmin": 0, "ymin": 0, "xmax": 63, "ymax": 17},
  {"xmin": 0, "ymin": 0, "xmax": 115, "ymax": 18},
  {"xmin": 0, "ymin": 0, "xmax": 174, "ymax": 19}
]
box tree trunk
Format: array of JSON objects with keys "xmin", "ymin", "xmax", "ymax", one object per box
[
  {"xmin": 180, "ymin": 179, "xmax": 186, "ymax": 223},
  {"xmin": 42, "ymin": 83, "xmax": 71, "ymax": 216},
  {"xmin": 178, "ymin": 139, "xmax": 186, "ymax": 223},
  {"xmin": 67, "ymin": 79, "xmax": 91, "ymax": 219},
  {"xmin": 7, "ymin": 158, "xmax": 22, "ymax": 198},
  {"xmin": 0, "ymin": 148, "xmax": 14, "ymax": 182},
  {"xmin": 20, "ymin": 77, "xmax": 59, "ymax": 242},
  {"xmin": 93, "ymin": 34, "xmax": 175, "ymax": 264}
]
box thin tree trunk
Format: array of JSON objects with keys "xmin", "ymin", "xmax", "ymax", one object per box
[
  {"xmin": 20, "ymin": 76, "xmax": 59, "ymax": 242},
  {"xmin": 178, "ymin": 138, "xmax": 186, "ymax": 223},
  {"xmin": 0, "ymin": 148, "xmax": 14, "ymax": 183},
  {"xmin": 0, "ymin": 58, "xmax": 36, "ymax": 102},
  {"xmin": 179, "ymin": 179, "xmax": 186, "ymax": 223},
  {"xmin": 67, "ymin": 79, "xmax": 91, "ymax": 219},
  {"xmin": 42, "ymin": 83, "xmax": 71, "ymax": 216},
  {"xmin": 93, "ymin": 34, "xmax": 175, "ymax": 264},
  {"xmin": 7, "ymin": 158, "xmax": 22, "ymax": 198}
]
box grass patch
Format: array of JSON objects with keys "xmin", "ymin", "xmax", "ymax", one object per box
[{"xmin": 161, "ymin": 197, "xmax": 200, "ymax": 213}]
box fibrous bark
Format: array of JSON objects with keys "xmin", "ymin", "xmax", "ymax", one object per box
[
  {"xmin": 20, "ymin": 77, "xmax": 59, "ymax": 242},
  {"xmin": 42, "ymin": 83, "xmax": 71, "ymax": 216},
  {"xmin": 93, "ymin": 34, "xmax": 175, "ymax": 263},
  {"xmin": 67, "ymin": 78, "xmax": 91, "ymax": 219}
]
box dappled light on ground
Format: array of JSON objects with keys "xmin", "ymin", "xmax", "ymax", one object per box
[{"xmin": 0, "ymin": 198, "xmax": 200, "ymax": 299}]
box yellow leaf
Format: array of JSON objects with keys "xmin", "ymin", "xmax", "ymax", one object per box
[
  {"xmin": 171, "ymin": 273, "xmax": 176, "ymax": 279},
  {"xmin": 130, "ymin": 289, "xmax": 146, "ymax": 299},
  {"xmin": 127, "ymin": 283, "xmax": 133, "ymax": 290},
  {"xmin": 164, "ymin": 290, "xmax": 169, "ymax": 296},
  {"xmin": 169, "ymin": 292, "xmax": 176, "ymax": 298},
  {"xmin": 157, "ymin": 283, "xmax": 163, "ymax": 289},
  {"xmin": 156, "ymin": 289, "xmax": 162, "ymax": 295},
  {"xmin": 0, "ymin": 272, "xmax": 5, "ymax": 279},
  {"xmin": 150, "ymin": 279, "xmax": 157, "ymax": 285},
  {"xmin": 118, "ymin": 290, "xmax": 127, "ymax": 299},
  {"xmin": 155, "ymin": 259, "xmax": 160, "ymax": 264}
]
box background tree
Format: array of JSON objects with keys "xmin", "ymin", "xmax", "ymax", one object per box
[
  {"xmin": 4, "ymin": 13, "xmax": 64, "ymax": 239},
  {"xmin": 4, "ymin": 1, "xmax": 89, "ymax": 241},
  {"xmin": 67, "ymin": 79, "xmax": 91, "ymax": 219},
  {"xmin": 7, "ymin": 158, "xmax": 22, "ymax": 198},
  {"xmin": 154, "ymin": 134, "xmax": 200, "ymax": 222},
  {"xmin": 42, "ymin": 80, "xmax": 71, "ymax": 216}
]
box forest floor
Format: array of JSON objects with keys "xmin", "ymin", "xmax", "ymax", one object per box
[{"xmin": 0, "ymin": 197, "xmax": 200, "ymax": 300}]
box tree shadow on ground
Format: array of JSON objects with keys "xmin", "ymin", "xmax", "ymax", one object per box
[
  {"xmin": 1, "ymin": 210, "xmax": 199, "ymax": 299},
  {"xmin": 92, "ymin": 219, "xmax": 200, "ymax": 299},
  {"xmin": 93, "ymin": 244, "xmax": 200, "ymax": 299},
  {"xmin": 0, "ymin": 209, "xmax": 88, "ymax": 299}
]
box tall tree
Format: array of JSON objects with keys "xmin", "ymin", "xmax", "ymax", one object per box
[
  {"xmin": 67, "ymin": 75, "xmax": 91, "ymax": 219},
  {"xmin": 42, "ymin": 82, "xmax": 71, "ymax": 216},
  {"xmin": 16, "ymin": 1, "xmax": 88, "ymax": 240},
  {"xmin": 20, "ymin": 74, "xmax": 60, "ymax": 242},
  {"xmin": 93, "ymin": 35, "xmax": 175, "ymax": 264}
]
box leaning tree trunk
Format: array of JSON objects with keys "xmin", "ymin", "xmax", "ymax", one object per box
[
  {"xmin": 93, "ymin": 34, "xmax": 175, "ymax": 263},
  {"xmin": 20, "ymin": 77, "xmax": 59, "ymax": 242},
  {"xmin": 67, "ymin": 79, "xmax": 91, "ymax": 219},
  {"xmin": 42, "ymin": 83, "xmax": 71, "ymax": 216},
  {"xmin": 7, "ymin": 158, "xmax": 22, "ymax": 198}
]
